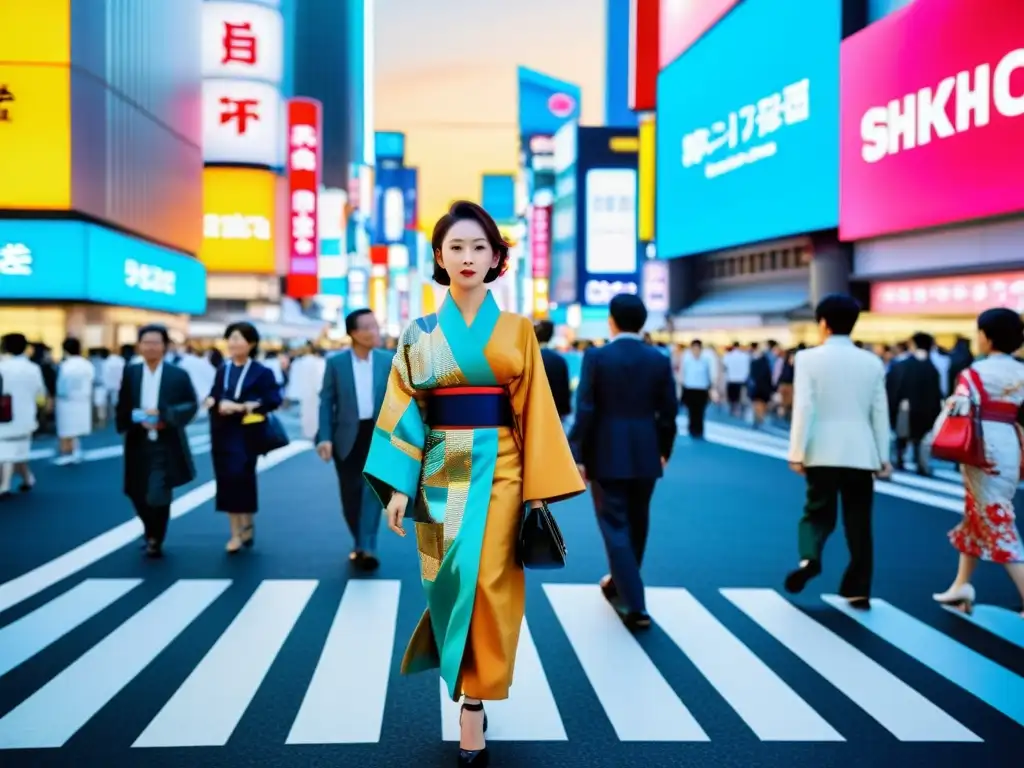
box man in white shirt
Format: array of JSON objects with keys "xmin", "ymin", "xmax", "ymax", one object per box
[
  {"xmin": 679, "ymin": 339, "xmax": 716, "ymax": 438},
  {"xmin": 722, "ymin": 344, "xmax": 751, "ymax": 416},
  {"xmin": 316, "ymin": 309, "xmax": 393, "ymax": 570},
  {"xmin": 786, "ymin": 295, "xmax": 892, "ymax": 609}
]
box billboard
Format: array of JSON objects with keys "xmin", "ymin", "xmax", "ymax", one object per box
[
  {"xmin": 482, "ymin": 174, "xmax": 517, "ymax": 224},
  {"xmin": 659, "ymin": 0, "xmax": 740, "ymax": 70},
  {"xmin": 577, "ymin": 128, "xmax": 641, "ymax": 308},
  {"xmin": 0, "ymin": 65, "xmax": 71, "ymax": 210},
  {"xmin": 0, "ymin": 221, "xmax": 207, "ymax": 315},
  {"xmin": 286, "ymin": 98, "xmax": 322, "ymax": 298},
  {"xmin": 628, "ymin": 0, "xmax": 660, "ymax": 112},
  {"xmin": 371, "ymin": 166, "xmax": 415, "ymax": 245},
  {"xmin": 201, "ymin": 168, "xmax": 278, "ymax": 274},
  {"xmin": 202, "ymin": 0, "xmax": 284, "ymax": 167},
  {"xmin": 871, "ymin": 271, "xmax": 1024, "ymax": 315},
  {"xmin": 656, "ymin": 0, "xmax": 841, "ymax": 258},
  {"xmin": 606, "ymin": 0, "xmax": 638, "ymax": 127},
  {"xmin": 517, "ymin": 67, "xmax": 581, "ymax": 139},
  {"xmin": 0, "ymin": 0, "xmax": 70, "ymax": 65},
  {"xmin": 375, "ymin": 131, "xmax": 405, "ymax": 164},
  {"xmin": 840, "ymin": 0, "xmax": 1024, "ymax": 241}
]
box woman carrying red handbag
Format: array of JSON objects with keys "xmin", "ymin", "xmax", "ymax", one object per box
[{"xmin": 931, "ymin": 308, "xmax": 1024, "ymax": 617}]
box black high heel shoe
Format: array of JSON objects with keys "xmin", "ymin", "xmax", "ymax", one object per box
[{"xmin": 458, "ymin": 700, "xmax": 488, "ymax": 766}]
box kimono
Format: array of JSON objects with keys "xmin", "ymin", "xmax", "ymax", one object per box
[
  {"xmin": 944, "ymin": 354, "xmax": 1024, "ymax": 563},
  {"xmin": 364, "ymin": 291, "xmax": 584, "ymax": 701}
]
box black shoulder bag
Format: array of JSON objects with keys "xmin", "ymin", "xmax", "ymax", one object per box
[{"xmin": 509, "ymin": 392, "xmax": 567, "ymax": 569}]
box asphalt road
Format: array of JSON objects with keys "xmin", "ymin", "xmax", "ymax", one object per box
[{"xmin": 0, "ymin": 412, "xmax": 1021, "ymax": 768}]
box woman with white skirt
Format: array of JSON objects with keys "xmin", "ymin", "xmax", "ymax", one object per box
[
  {"xmin": 54, "ymin": 337, "xmax": 95, "ymax": 465},
  {"xmin": 0, "ymin": 333, "xmax": 48, "ymax": 497}
]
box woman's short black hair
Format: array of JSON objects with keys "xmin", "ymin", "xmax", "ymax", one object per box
[
  {"xmin": 224, "ymin": 321, "xmax": 260, "ymax": 358},
  {"xmin": 978, "ymin": 308, "xmax": 1024, "ymax": 354},
  {"xmin": 431, "ymin": 200, "xmax": 509, "ymax": 286}
]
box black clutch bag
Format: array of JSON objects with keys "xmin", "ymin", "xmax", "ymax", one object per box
[{"xmin": 517, "ymin": 502, "xmax": 567, "ymax": 569}]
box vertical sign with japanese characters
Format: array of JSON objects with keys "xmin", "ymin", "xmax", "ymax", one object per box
[
  {"xmin": 286, "ymin": 98, "xmax": 322, "ymax": 298},
  {"xmin": 202, "ymin": 1, "xmax": 285, "ymax": 167}
]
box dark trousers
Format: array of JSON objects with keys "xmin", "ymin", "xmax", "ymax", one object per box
[
  {"xmin": 798, "ymin": 467, "xmax": 874, "ymax": 598},
  {"xmin": 681, "ymin": 388, "xmax": 709, "ymax": 437},
  {"xmin": 132, "ymin": 499, "xmax": 170, "ymax": 545},
  {"xmin": 592, "ymin": 478, "xmax": 655, "ymax": 613},
  {"xmin": 894, "ymin": 437, "xmax": 928, "ymax": 474},
  {"xmin": 333, "ymin": 419, "xmax": 379, "ymax": 553}
]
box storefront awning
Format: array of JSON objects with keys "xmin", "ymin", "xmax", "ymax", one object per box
[{"xmin": 677, "ymin": 282, "xmax": 809, "ymax": 318}]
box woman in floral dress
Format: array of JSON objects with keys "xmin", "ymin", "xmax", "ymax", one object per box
[{"xmin": 932, "ymin": 308, "xmax": 1024, "ymax": 616}]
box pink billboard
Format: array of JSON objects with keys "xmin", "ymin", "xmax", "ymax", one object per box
[
  {"xmin": 659, "ymin": 0, "xmax": 740, "ymax": 70},
  {"xmin": 840, "ymin": 0, "xmax": 1024, "ymax": 242},
  {"xmin": 871, "ymin": 272, "xmax": 1024, "ymax": 316}
]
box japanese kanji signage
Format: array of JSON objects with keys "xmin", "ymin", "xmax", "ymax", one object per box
[
  {"xmin": 654, "ymin": 0, "xmax": 841, "ymax": 258},
  {"xmin": 0, "ymin": 84, "xmax": 13, "ymax": 122},
  {"xmin": 681, "ymin": 78, "xmax": 810, "ymax": 179},
  {"xmin": 201, "ymin": 1, "xmax": 284, "ymax": 167},
  {"xmin": 286, "ymin": 98, "xmax": 322, "ymax": 299}
]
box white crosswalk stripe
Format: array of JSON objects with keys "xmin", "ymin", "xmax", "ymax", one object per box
[
  {"xmin": 0, "ymin": 578, "xmax": 1021, "ymax": 749},
  {"xmin": 676, "ymin": 417, "xmax": 985, "ymax": 513}
]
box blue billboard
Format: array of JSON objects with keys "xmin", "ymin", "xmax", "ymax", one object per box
[
  {"xmin": 604, "ymin": 0, "xmax": 638, "ymax": 128},
  {"xmin": 481, "ymin": 174, "xmax": 516, "ymax": 224},
  {"xmin": 375, "ymin": 131, "xmax": 405, "ymax": 164},
  {"xmin": 575, "ymin": 127, "xmax": 641, "ymax": 308},
  {"xmin": 655, "ymin": 0, "xmax": 841, "ymax": 258},
  {"xmin": 371, "ymin": 166, "xmax": 416, "ymax": 245},
  {"xmin": 0, "ymin": 221, "xmax": 207, "ymax": 314},
  {"xmin": 517, "ymin": 67, "xmax": 581, "ymax": 139}
]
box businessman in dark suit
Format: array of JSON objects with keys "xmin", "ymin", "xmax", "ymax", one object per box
[
  {"xmin": 116, "ymin": 324, "xmax": 198, "ymax": 558},
  {"xmin": 569, "ymin": 294, "xmax": 678, "ymax": 630},
  {"xmin": 316, "ymin": 309, "xmax": 392, "ymax": 570},
  {"xmin": 535, "ymin": 320, "xmax": 571, "ymax": 420}
]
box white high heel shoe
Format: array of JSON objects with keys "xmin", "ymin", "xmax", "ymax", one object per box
[{"xmin": 932, "ymin": 583, "xmax": 976, "ymax": 614}]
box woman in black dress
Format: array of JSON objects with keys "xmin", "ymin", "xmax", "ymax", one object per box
[{"xmin": 204, "ymin": 322, "xmax": 282, "ymax": 553}]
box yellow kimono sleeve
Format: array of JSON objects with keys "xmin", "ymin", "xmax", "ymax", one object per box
[
  {"xmin": 511, "ymin": 322, "xmax": 586, "ymax": 505},
  {"xmin": 363, "ymin": 335, "xmax": 426, "ymax": 506}
]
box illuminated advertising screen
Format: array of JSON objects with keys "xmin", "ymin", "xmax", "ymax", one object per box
[
  {"xmin": 201, "ymin": 168, "xmax": 279, "ymax": 274},
  {"xmin": 371, "ymin": 167, "xmax": 416, "ymax": 245},
  {"xmin": 656, "ymin": 0, "xmax": 841, "ymax": 258},
  {"xmin": 0, "ymin": 221, "xmax": 207, "ymax": 315},
  {"xmin": 840, "ymin": 0, "xmax": 1024, "ymax": 241},
  {"xmin": 551, "ymin": 123, "xmax": 578, "ymax": 305},
  {"xmin": 202, "ymin": 0, "xmax": 284, "ymax": 167},
  {"xmin": 286, "ymin": 98, "xmax": 322, "ymax": 298},
  {"xmin": 576, "ymin": 127, "xmax": 641, "ymax": 308},
  {"xmin": 0, "ymin": 65, "xmax": 71, "ymax": 210}
]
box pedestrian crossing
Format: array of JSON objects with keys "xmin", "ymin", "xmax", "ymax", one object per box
[
  {"xmin": 678, "ymin": 417, "xmax": 995, "ymax": 513},
  {"xmin": 0, "ymin": 578, "xmax": 1021, "ymax": 750},
  {"xmin": 29, "ymin": 432, "xmax": 213, "ymax": 464}
]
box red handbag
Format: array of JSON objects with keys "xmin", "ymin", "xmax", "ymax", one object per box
[{"xmin": 931, "ymin": 368, "xmax": 988, "ymax": 467}]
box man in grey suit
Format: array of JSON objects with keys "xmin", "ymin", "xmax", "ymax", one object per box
[{"xmin": 316, "ymin": 309, "xmax": 392, "ymax": 570}]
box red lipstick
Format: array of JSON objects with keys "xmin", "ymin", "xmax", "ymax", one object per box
[{"xmin": 460, "ymin": 269, "xmax": 476, "ymax": 277}]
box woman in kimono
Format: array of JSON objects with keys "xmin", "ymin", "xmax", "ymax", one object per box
[
  {"xmin": 364, "ymin": 201, "xmax": 584, "ymax": 766},
  {"xmin": 932, "ymin": 308, "xmax": 1024, "ymax": 615},
  {"xmin": 204, "ymin": 322, "xmax": 282, "ymax": 553},
  {"xmin": 54, "ymin": 337, "xmax": 95, "ymax": 465}
]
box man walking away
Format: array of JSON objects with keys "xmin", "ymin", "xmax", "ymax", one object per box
[
  {"xmin": 886, "ymin": 332, "xmax": 942, "ymax": 475},
  {"xmin": 535, "ymin": 320, "xmax": 571, "ymax": 423},
  {"xmin": 117, "ymin": 325, "xmax": 199, "ymax": 558},
  {"xmin": 569, "ymin": 294, "xmax": 678, "ymax": 630},
  {"xmin": 316, "ymin": 309, "xmax": 392, "ymax": 570},
  {"xmin": 785, "ymin": 295, "xmax": 891, "ymax": 609}
]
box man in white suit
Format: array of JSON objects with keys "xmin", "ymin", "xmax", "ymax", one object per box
[{"xmin": 785, "ymin": 294, "xmax": 892, "ymax": 609}]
